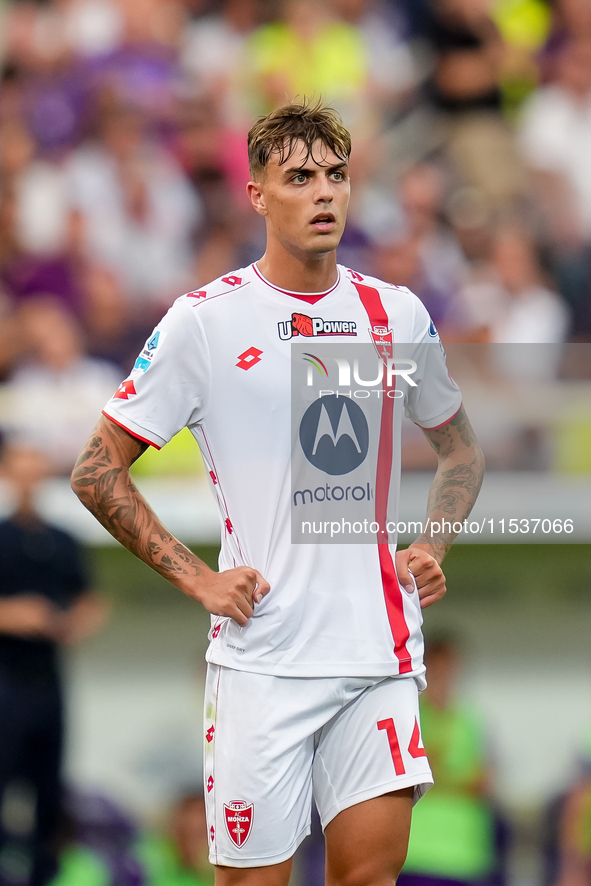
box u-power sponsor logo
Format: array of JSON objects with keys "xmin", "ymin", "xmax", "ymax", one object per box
[{"xmin": 278, "ymin": 312, "xmax": 357, "ymax": 341}]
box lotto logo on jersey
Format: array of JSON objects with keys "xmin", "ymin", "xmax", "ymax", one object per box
[
  {"xmin": 224, "ymin": 800, "xmax": 254, "ymax": 848},
  {"xmin": 278, "ymin": 313, "xmax": 357, "ymax": 341},
  {"xmin": 113, "ymin": 380, "xmax": 137, "ymax": 400}
]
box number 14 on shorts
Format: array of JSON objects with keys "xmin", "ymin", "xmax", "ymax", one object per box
[{"xmin": 378, "ymin": 717, "xmax": 426, "ymax": 775}]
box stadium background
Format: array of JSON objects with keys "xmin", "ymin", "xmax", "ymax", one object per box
[{"xmin": 0, "ymin": 0, "xmax": 591, "ymax": 883}]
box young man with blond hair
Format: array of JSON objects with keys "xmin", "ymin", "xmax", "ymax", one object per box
[{"xmin": 72, "ymin": 101, "xmax": 484, "ymax": 886}]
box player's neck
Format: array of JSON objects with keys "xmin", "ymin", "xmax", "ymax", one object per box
[{"xmin": 256, "ymin": 243, "xmax": 338, "ymax": 294}]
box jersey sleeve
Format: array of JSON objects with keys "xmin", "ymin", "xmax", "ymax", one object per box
[
  {"xmin": 102, "ymin": 297, "xmax": 210, "ymax": 448},
  {"xmin": 404, "ymin": 299, "xmax": 463, "ymax": 429}
]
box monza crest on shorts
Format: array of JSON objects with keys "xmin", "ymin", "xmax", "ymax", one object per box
[
  {"xmin": 369, "ymin": 326, "xmax": 394, "ymax": 363},
  {"xmin": 224, "ymin": 800, "xmax": 254, "ymax": 848}
]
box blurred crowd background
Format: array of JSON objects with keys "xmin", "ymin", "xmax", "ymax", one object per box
[
  {"xmin": 2, "ymin": 0, "xmax": 591, "ymax": 473},
  {"xmin": 0, "ymin": 0, "xmax": 591, "ymax": 884}
]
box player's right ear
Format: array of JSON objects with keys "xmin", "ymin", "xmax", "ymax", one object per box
[{"xmin": 246, "ymin": 180, "xmax": 268, "ymax": 216}]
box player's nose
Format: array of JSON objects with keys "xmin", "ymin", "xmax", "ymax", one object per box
[{"xmin": 313, "ymin": 176, "xmax": 333, "ymax": 203}]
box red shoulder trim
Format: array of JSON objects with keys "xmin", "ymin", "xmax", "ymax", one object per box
[
  {"xmin": 101, "ymin": 411, "xmax": 162, "ymax": 450},
  {"xmin": 419, "ymin": 404, "xmax": 463, "ymax": 431}
]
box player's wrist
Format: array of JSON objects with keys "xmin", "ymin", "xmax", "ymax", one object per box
[
  {"xmin": 408, "ymin": 539, "xmax": 445, "ymax": 565},
  {"xmin": 169, "ymin": 563, "xmax": 217, "ymax": 604}
]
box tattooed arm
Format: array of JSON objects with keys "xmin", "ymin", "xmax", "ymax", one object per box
[
  {"xmin": 395, "ymin": 406, "xmax": 484, "ymax": 609},
  {"xmin": 71, "ymin": 415, "xmax": 270, "ymax": 625}
]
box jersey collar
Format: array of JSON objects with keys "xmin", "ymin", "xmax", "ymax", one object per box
[{"xmin": 252, "ymin": 263, "xmax": 341, "ymax": 305}]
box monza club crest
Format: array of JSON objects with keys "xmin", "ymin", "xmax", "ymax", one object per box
[
  {"xmin": 370, "ymin": 325, "xmax": 394, "ymax": 363},
  {"xmin": 224, "ymin": 800, "xmax": 254, "ymax": 848}
]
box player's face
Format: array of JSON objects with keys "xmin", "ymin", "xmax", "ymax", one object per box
[{"xmin": 249, "ymin": 139, "xmax": 350, "ymax": 258}]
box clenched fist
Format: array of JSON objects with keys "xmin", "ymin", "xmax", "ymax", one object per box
[{"xmin": 188, "ymin": 566, "xmax": 271, "ymax": 626}]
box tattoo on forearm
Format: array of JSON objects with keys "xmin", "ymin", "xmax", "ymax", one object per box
[
  {"xmin": 416, "ymin": 407, "xmax": 485, "ymax": 561},
  {"xmin": 72, "ymin": 422, "xmax": 204, "ymax": 584},
  {"xmin": 431, "ymin": 461, "xmax": 482, "ymax": 515}
]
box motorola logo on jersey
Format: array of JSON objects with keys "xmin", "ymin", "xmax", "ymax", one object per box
[
  {"xmin": 278, "ymin": 312, "xmax": 357, "ymax": 341},
  {"xmin": 299, "ymin": 395, "xmax": 369, "ymax": 475}
]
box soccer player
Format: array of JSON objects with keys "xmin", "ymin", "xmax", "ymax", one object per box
[{"xmin": 71, "ymin": 100, "xmax": 485, "ymax": 886}]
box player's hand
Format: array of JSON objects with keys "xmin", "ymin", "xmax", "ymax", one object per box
[
  {"xmin": 395, "ymin": 545, "xmax": 446, "ymax": 609},
  {"xmin": 191, "ymin": 566, "xmax": 270, "ymax": 627},
  {"xmin": 0, "ymin": 594, "xmax": 60, "ymax": 639}
]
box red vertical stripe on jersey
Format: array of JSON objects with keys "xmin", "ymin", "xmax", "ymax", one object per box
[{"xmin": 353, "ymin": 282, "xmax": 412, "ymax": 673}]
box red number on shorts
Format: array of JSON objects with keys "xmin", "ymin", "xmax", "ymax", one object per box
[
  {"xmin": 408, "ymin": 718, "xmax": 427, "ymax": 758},
  {"xmin": 377, "ymin": 718, "xmax": 406, "ymax": 775}
]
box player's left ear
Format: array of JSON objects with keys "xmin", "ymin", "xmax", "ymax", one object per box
[{"xmin": 246, "ymin": 180, "xmax": 267, "ymax": 216}]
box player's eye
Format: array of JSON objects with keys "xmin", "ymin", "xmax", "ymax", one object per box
[
  {"xmin": 292, "ymin": 173, "xmax": 308, "ymax": 183},
  {"xmin": 330, "ymin": 171, "xmax": 345, "ymax": 181}
]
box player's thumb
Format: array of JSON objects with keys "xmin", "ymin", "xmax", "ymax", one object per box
[
  {"xmin": 395, "ymin": 553, "xmax": 415, "ymax": 594},
  {"xmin": 253, "ymin": 571, "xmax": 271, "ymax": 603}
]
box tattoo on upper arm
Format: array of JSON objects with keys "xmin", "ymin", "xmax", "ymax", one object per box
[
  {"xmin": 72, "ymin": 420, "xmax": 203, "ymax": 583},
  {"xmin": 423, "ymin": 407, "xmax": 477, "ymax": 458}
]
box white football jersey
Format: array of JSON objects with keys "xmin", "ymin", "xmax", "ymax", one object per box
[{"xmin": 103, "ymin": 264, "xmax": 462, "ymax": 679}]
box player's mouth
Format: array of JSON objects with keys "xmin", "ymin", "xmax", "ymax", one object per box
[{"xmin": 310, "ymin": 212, "xmax": 336, "ymax": 232}]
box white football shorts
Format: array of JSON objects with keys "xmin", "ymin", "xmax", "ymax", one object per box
[{"xmin": 203, "ymin": 664, "xmax": 433, "ymax": 868}]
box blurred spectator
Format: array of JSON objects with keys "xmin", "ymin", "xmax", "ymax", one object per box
[
  {"xmin": 246, "ymin": 0, "xmax": 375, "ymax": 136},
  {"xmin": 398, "ymin": 638, "xmax": 503, "ymax": 886},
  {"xmin": 180, "ymin": 0, "xmax": 263, "ymax": 128},
  {"xmin": 425, "ymin": 0, "xmax": 505, "ymax": 116},
  {"xmin": 331, "ymin": 0, "xmax": 417, "ymax": 113},
  {"xmin": 373, "ymin": 236, "xmax": 456, "ymax": 329},
  {"xmin": 545, "ymin": 731, "xmax": 591, "ymax": 886},
  {"xmin": 459, "ymin": 228, "xmax": 570, "ymax": 345},
  {"xmin": 487, "ymin": 232, "xmax": 569, "ymax": 343},
  {"xmin": 1, "ymin": 3, "xmax": 91, "ymax": 155},
  {"xmin": 40, "ymin": 787, "xmax": 150, "ymax": 886},
  {"xmin": 49, "ymin": 801, "xmax": 111, "ymax": 886},
  {"xmin": 424, "ymin": 0, "xmax": 528, "ymax": 209},
  {"xmin": 0, "ymin": 115, "xmax": 86, "ymax": 315},
  {"xmin": 65, "ymin": 99, "xmax": 202, "ymax": 310},
  {"xmin": 491, "ymin": 0, "xmax": 551, "ymax": 115},
  {"xmin": 53, "ymin": 788, "xmax": 144, "ymax": 886},
  {"xmin": 2, "ymin": 297, "xmax": 121, "ymax": 474},
  {"xmin": 134, "ymin": 793, "xmax": 214, "ymax": 885},
  {"xmin": 50, "ymin": 847, "xmax": 110, "ymax": 886},
  {"xmin": 81, "ymin": 1, "xmax": 187, "ymax": 129},
  {"xmin": 80, "ymin": 264, "xmax": 150, "ymax": 373},
  {"xmin": 369, "ymin": 164, "xmax": 467, "ymax": 329},
  {"xmin": 0, "ymin": 0, "xmax": 590, "ymax": 429},
  {"xmin": 172, "ymin": 97, "xmax": 264, "ymax": 279},
  {"xmin": 0, "ymin": 443, "xmax": 108, "ymax": 886},
  {"xmin": 539, "ymin": 0, "xmax": 591, "ymax": 82},
  {"xmin": 519, "ymin": 37, "xmax": 591, "ymax": 335},
  {"xmin": 62, "ymin": 0, "xmax": 125, "ymax": 60},
  {"xmin": 553, "ymin": 777, "xmax": 591, "ymax": 886}
]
